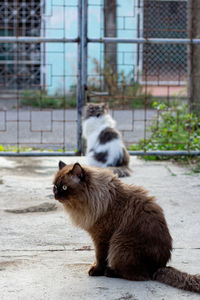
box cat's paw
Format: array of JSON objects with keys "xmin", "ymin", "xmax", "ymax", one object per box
[
  {"xmin": 104, "ymin": 267, "xmax": 119, "ymax": 278},
  {"xmin": 88, "ymin": 264, "xmax": 105, "ymax": 276}
]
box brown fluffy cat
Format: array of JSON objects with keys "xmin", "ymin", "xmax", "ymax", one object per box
[{"xmin": 53, "ymin": 161, "xmax": 200, "ymax": 294}]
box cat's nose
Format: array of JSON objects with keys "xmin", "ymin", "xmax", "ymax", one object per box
[{"xmin": 53, "ymin": 185, "xmax": 58, "ymax": 195}]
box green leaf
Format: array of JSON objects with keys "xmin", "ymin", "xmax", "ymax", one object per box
[{"xmin": 0, "ymin": 145, "xmax": 5, "ymax": 151}]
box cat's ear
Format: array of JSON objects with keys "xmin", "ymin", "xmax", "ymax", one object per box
[
  {"xmin": 103, "ymin": 103, "xmax": 109, "ymax": 110},
  {"xmin": 71, "ymin": 163, "xmax": 84, "ymax": 183},
  {"xmin": 59, "ymin": 160, "xmax": 66, "ymax": 170}
]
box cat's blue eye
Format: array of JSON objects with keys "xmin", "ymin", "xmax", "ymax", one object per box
[{"xmin": 62, "ymin": 185, "xmax": 68, "ymax": 191}]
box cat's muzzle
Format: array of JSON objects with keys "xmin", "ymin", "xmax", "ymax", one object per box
[
  {"xmin": 53, "ymin": 185, "xmax": 58, "ymax": 196},
  {"xmin": 53, "ymin": 185, "xmax": 60, "ymax": 201},
  {"xmin": 53, "ymin": 185, "xmax": 65, "ymax": 203}
]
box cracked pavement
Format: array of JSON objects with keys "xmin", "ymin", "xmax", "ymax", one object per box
[{"xmin": 0, "ymin": 156, "xmax": 200, "ymax": 300}]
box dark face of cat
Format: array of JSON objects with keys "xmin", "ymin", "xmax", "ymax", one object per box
[
  {"xmin": 53, "ymin": 161, "xmax": 87, "ymax": 203},
  {"xmin": 53, "ymin": 161, "xmax": 112, "ymax": 228},
  {"xmin": 84, "ymin": 103, "xmax": 108, "ymax": 119}
]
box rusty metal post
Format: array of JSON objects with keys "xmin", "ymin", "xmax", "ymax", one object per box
[
  {"xmin": 104, "ymin": 0, "xmax": 117, "ymax": 90},
  {"xmin": 188, "ymin": 0, "xmax": 200, "ymax": 115}
]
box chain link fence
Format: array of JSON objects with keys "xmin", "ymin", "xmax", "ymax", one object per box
[{"xmin": 0, "ymin": 0, "xmax": 199, "ymax": 156}]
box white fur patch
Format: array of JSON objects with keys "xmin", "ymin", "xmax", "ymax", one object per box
[
  {"xmin": 83, "ymin": 114, "xmax": 125, "ymax": 167},
  {"xmin": 83, "ymin": 115, "xmax": 115, "ymax": 139}
]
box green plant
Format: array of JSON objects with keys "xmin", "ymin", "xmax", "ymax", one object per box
[
  {"xmin": 88, "ymin": 59, "xmax": 153, "ymax": 109},
  {"xmin": 192, "ymin": 161, "xmax": 200, "ymax": 173},
  {"xmin": 129, "ymin": 102, "xmax": 200, "ymax": 171},
  {"xmin": 0, "ymin": 145, "xmax": 79, "ymax": 153},
  {"xmin": 130, "ymin": 102, "xmax": 200, "ymax": 152},
  {"xmin": 20, "ymin": 90, "xmax": 76, "ymax": 109},
  {"xmin": 0, "ymin": 145, "xmax": 34, "ymax": 152}
]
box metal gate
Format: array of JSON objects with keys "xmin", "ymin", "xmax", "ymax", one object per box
[
  {"xmin": 0, "ymin": 0, "xmax": 200, "ymax": 156},
  {"xmin": 0, "ymin": 0, "xmax": 83, "ymax": 156}
]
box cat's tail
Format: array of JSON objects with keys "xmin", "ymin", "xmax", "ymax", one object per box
[
  {"xmin": 153, "ymin": 266, "xmax": 200, "ymax": 293},
  {"xmin": 109, "ymin": 166, "xmax": 132, "ymax": 177}
]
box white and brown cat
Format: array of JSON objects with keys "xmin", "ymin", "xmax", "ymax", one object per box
[
  {"xmin": 83, "ymin": 103, "xmax": 131, "ymax": 177},
  {"xmin": 53, "ymin": 161, "xmax": 200, "ymax": 294}
]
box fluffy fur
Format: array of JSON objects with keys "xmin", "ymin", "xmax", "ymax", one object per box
[
  {"xmin": 83, "ymin": 103, "xmax": 131, "ymax": 177},
  {"xmin": 53, "ymin": 162, "xmax": 200, "ymax": 294}
]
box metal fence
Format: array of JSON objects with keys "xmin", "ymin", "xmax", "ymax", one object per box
[{"xmin": 0, "ymin": 0, "xmax": 200, "ymax": 156}]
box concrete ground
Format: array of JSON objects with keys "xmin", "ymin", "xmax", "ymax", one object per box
[{"xmin": 0, "ymin": 156, "xmax": 200, "ymax": 300}]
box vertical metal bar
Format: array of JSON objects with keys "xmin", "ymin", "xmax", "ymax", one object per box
[
  {"xmin": 77, "ymin": 0, "xmax": 83, "ymax": 155},
  {"xmin": 16, "ymin": 0, "xmax": 20, "ymax": 153},
  {"xmin": 81, "ymin": 0, "xmax": 88, "ymax": 155},
  {"xmin": 63, "ymin": 1, "xmax": 66, "ymax": 152},
  {"xmin": 100, "ymin": 0, "xmax": 104, "ymax": 91},
  {"xmin": 143, "ymin": 0, "xmax": 148, "ymax": 149},
  {"xmin": 83, "ymin": 0, "xmax": 88, "ymax": 106},
  {"xmin": 188, "ymin": 0, "xmax": 193, "ymax": 112},
  {"xmin": 136, "ymin": 0, "xmax": 140, "ymax": 81},
  {"xmin": 41, "ymin": 0, "xmax": 46, "ymax": 92}
]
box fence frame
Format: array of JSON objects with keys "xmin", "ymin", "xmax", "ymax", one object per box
[{"xmin": 0, "ymin": 0, "xmax": 200, "ymax": 157}]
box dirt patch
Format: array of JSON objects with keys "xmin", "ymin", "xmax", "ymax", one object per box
[
  {"xmin": 0, "ymin": 179, "xmax": 3, "ymax": 184},
  {"xmin": 3, "ymin": 157, "xmax": 55, "ymax": 177},
  {"xmin": 114, "ymin": 293, "xmax": 138, "ymax": 300},
  {"xmin": 5, "ymin": 202, "xmax": 57, "ymax": 214},
  {"xmin": 64, "ymin": 263, "xmax": 91, "ymax": 274},
  {"xmin": 74, "ymin": 245, "xmax": 92, "ymax": 251},
  {"xmin": 0, "ymin": 260, "xmax": 22, "ymax": 271}
]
